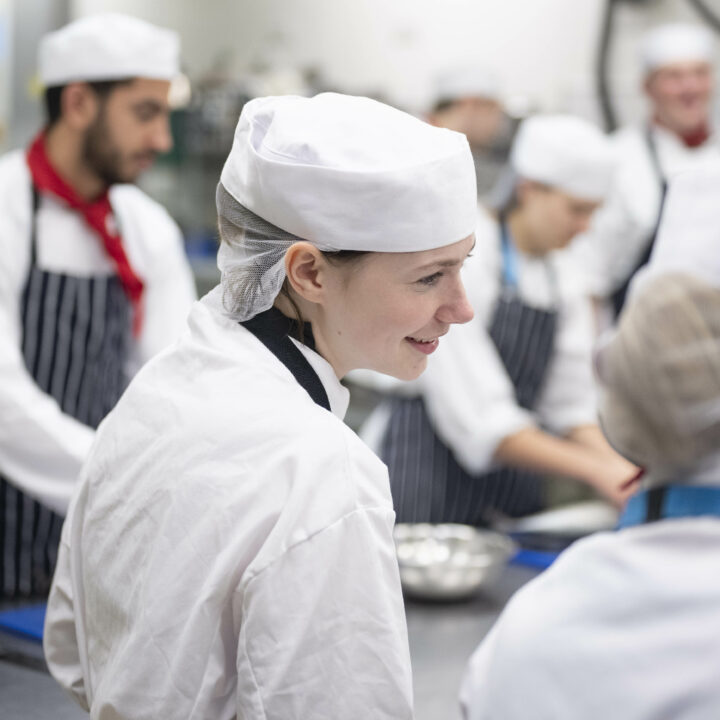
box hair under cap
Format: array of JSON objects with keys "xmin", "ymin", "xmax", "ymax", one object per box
[
  {"xmin": 640, "ymin": 22, "xmax": 714, "ymax": 73},
  {"xmin": 219, "ymin": 92, "xmax": 477, "ymax": 253},
  {"xmin": 39, "ymin": 13, "xmax": 180, "ymax": 87},
  {"xmin": 597, "ymin": 273, "xmax": 720, "ymax": 475},
  {"xmin": 510, "ymin": 114, "xmax": 615, "ymax": 201}
]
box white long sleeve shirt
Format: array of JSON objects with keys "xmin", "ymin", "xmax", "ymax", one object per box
[
  {"xmin": 460, "ymin": 505, "xmax": 720, "ymax": 720},
  {"xmin": 0, "ymin": 149, "xmax": 196, "ymax": 513},
  {"xmin": 44, "ymin": 287, "xmax": 414, "ymax": 720},
  {"xmin": 569, "ymin": 124, "xmax": 720, "ymax": 298}
]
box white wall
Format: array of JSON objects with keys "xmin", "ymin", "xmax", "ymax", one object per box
[
  {"xmin": 0, "ymin": 0, "xmax": 11, "ymax": 151},
  {"xmin": 71, "ymin": 0, "xmax": 720, "ymax": 123}
]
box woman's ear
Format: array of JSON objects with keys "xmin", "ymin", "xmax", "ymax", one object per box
[{"xmin": 284, "ymin": 242, "xmax": 328, "ymax": 303}]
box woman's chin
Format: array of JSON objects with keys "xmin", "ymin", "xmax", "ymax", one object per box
[{"xmin": 386, "ymin": 359, "xmax": 428, "ymax": 382}]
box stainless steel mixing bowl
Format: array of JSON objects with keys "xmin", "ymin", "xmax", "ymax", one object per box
[{"xmin": 394, "ymin": 523, "xmax": 516, "ymax": 601}]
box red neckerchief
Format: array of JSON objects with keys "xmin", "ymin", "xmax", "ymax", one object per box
[
  {"xmin": 680, "ymin": 124, "xmax": 711, "ymax": 148},
  {"xmin": 653, "ymin": 116, "xmax": 711, "ymax": 149},
  {"xmin": 26, "ymin": 131, "xmax": 144, "ymax": 335}
]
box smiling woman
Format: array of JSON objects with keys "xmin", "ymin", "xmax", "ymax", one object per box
[
  {"xmin": 374, "ymin": 114, "xmax": 640, "ymax": 528},
  {"xmin": 43, "ymin": 92, "xmax": 478, "ymax": 720}
]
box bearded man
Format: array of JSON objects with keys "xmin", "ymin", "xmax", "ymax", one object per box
[{"xmin": 0, "ymin": 13, "xmax": 196, "ymax": 598}]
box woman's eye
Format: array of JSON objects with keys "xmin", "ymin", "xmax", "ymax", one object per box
[{"xmin": 417, "ymin": 272, "xmax": 442, "ymax": 286}]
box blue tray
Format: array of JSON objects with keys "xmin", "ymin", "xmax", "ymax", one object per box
[
  {"xmin": 0, "ymin": 603, "xmax": 46, "ymax": 643},
  {"xmin": 511, "ymin": 548, "xmax": 560, "ymax": 570}
]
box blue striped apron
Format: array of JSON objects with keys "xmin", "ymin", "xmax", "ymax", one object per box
[
  {"xmin": 381, "ymin": 220, "xmax": 558, "ymax": 525},
  {"xmin": 0, "ymin": 186, "xmax": 132, "ymax": 598}
]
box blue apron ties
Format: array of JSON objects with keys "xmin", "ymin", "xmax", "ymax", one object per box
[
  {"xmin": 381, "ymin": 221, "xmax": 559, "ymax": 525},
  {"xmin": 0, "ymin": 186, "xmax": 132, "ymax": 598},
  {"xmin": 618, "ymin": 486, "xmax": 720, "ymax": 529},
  {"xmin": 611, "ymin": 126, "xmax": 668, "ymax": 317}
]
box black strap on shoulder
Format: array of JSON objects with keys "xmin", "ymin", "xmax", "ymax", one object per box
[
  {"xmin": 645, "ymin": 486, "xmax": 667, "ymax": 523},
  {"xmin": 611, "ymin": 127, "xmax": 669, "ymax": 317},
  {"xmin": 29, "ymin": 184, "xmax": 40, "ymax": 266},
  {"xmin": 241, "ymin": 307, "xmax": 331, "ymax": 412}
]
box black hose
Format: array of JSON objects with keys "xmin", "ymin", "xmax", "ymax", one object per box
[
  {"xmin": 687, "ymin": 0, "xmax": 720, "ymax": 33},
  {"xmin": 596, "ymin": 0, "xmax": 619, "ymax": 132}
]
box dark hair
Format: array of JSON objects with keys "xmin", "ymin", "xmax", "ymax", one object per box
[
  {"xmin": 281, "ymin": 249, "xmax": 370, "ymax": 343},
  {"xmin": 322, "ymin": 249, "xmax": 369, "ymax": 266},
  {"xmin": 44, "ymin": 79, "xmax": 134, "ymax": 127},
  {"xmin": 431, "ymin": 97, "xmax": 460, "ymax": 114}
]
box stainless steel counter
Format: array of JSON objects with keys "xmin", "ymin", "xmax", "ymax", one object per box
[{"xmin": 406, "ymin": 563, "xmax": 537, "ymax": 720}]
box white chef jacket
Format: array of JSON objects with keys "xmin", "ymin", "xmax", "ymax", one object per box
[
  {"xmin": 44, "ymin": 287, "xmax": 413, "ymax": 720},
  {"xmin": 0, "ymin": 149, "xmax": 196, "ymax": 514},
  {"xmin": 570, "ymin": 124, "xmax": 720, "ymax": 298},
  {"xmin": 362, "ymin": 208, "xmax": 597, "ymax": 475},
  {"xmin": 631, "ymin": 161, "xmax": 720, "ymax": 299},
  {"xmin": 459, "ymin": 477, "xmax": 720, "ymax": 719}
]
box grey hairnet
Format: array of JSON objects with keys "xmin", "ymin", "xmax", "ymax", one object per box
[
  {"xmin": 597, "ymin": 272, "xmax": 720, "ymax": 477},
  {"xmin": 216, "ymin": 182, "xmax": 306, "ymax": 321}
]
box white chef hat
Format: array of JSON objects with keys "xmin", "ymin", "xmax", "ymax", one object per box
[
  {"xmin": 596, "ymin": 272, "xmax": 720, "ymax": 475},
  {"xmin": 217, "ymin": 92, "xmax": 477, "ymax": 321},
  {"xmin": 510, "ymin": 114, "xmax": 615, "ymax": 201},
  {"xmin": 39, "ymin": 13, "xmax": 180, "ymax": 87},
  {"xmin": 640, "ymin": 22, "xmax": 714, "ymax": 74},
  {"xmin": 433, "ymin": 66, "xmax": 501, "ymax": 105},
  {"xmin": 631, "ymin": 163, "xmax": 720, "ymax": 301}
]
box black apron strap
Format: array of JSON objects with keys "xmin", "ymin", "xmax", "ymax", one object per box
[
  {"xmin": 645, "ymin": 486, "xmax": 667, "ymax": 523},
  {"xmin": 241, "ymin": 308, "xmax": 331, "ymax": 412},
  {"xmin": 611, "ymin": 126, "xmax": 669, "ymax": 316},
  {"xmin": 29, "ymin": 184, "xmax": 40, "ymax": 266}
]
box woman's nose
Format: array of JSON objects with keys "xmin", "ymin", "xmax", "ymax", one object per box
[{"xmin": 437, "ymin": 280, "xmax": 474, "ymax": 325}]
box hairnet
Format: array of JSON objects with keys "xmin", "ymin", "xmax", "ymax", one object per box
[
  {"xmin": 216, "ymin": 182, "xmax": 311, "ymax": 322},
  {"xmin": 597, "ymin": 273, "xmax": 720, "ymax": 476},
  {"xmin": 215, "ymin": 92, "xmax": 478, "ymax": 321}
]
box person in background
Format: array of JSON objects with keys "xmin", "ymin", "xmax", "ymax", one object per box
[
  {"xmin": 427, "ymin": 66, "xmax": 520, "ymax": 199},
  {"xmin": 374, "ymin": 115, "xmax": 638, "ymax": 527},
  {"xmin": 459, "ymin": 264, "xmax": 720, "ymax": 718},
  {"xmin": 0, "ymin": 13, "xmax": 197, "ymax": 599},
  {"xmin": 43, "ymin": 92, "xmax": 477, "ymax": 719},
  {"xmin": 571, "ymin": 22, "xmax": 719, "ymax": 318}
]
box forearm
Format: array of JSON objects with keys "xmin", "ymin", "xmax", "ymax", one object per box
[
  {"xmin": 566, "ymin": 424, "xmax": 617, "ymax": 457},
  {"xmin": 494, "ymin": 426, "xmax": 640, "ymax": 507},
  {"xmin": 0, "ymin": 348, "xmax": 94, "ymax": 512},
  {"xmin": 493, "ymin": 426, "xmax": 603, "ymax": 486}
]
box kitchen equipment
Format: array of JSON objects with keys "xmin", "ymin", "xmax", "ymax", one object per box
[{"xmin": 394, "ymin": 523, "xmax": 516, "ymax": 601}]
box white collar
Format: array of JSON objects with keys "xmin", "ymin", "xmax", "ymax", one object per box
[
  {"xmin": 290, "ymin": 337, "xmax": 350, "ymax": 420},
  {"xmin": 194, "ymin": 289, "xmax": 350, "ymax": 420}
]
